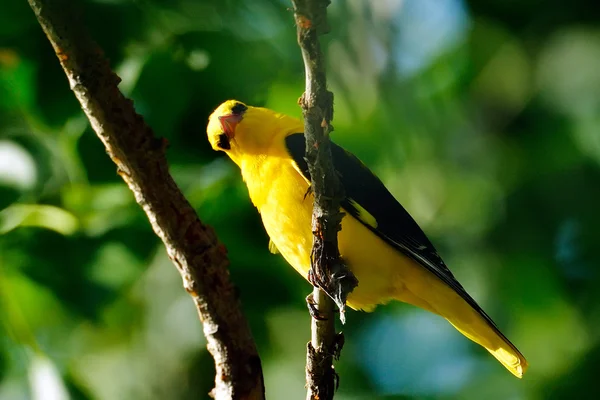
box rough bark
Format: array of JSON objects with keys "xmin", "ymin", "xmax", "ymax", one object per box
[
  {"xmin": 291, "ymin": 0, "xmax": 359, "ymax": 399},
  {"xmin": 26, "ymin": 1, "xmax": 264, "ymax": 398}
]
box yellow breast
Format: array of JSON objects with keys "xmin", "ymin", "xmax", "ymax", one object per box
[
  {"xmin": 240, "ymin": 155, "xmax": 418, "ymax": 311},
  {"xmin": 243, "ymin": 157, "xmax": 314, "ymax": 278}
]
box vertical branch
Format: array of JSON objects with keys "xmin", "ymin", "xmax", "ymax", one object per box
[
  {"xmin": 291, "ymin": 1, "xmax": 358, "ymax": 399},
  {"xmin": 26, "ymin": 0, "xmax": 264, "ymax": 399}
]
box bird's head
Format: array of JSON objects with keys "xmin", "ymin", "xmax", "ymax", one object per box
[
  {"xmin": 206, "ymin": 100, "xmax": 248, "ymax": 153},
  {"xmin": 207, "ymin": 100, "xmax": 303, "ymax": 164}
]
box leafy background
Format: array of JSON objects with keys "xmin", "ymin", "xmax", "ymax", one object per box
[{"xmin": 2, "ymin": 0, "xmax": 600, "ymax": 399}]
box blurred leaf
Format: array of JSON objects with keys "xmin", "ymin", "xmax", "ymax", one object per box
[
  {"xmin": 0, "ymin": 54, "xmax": 35, "ymax": 111},
  {"xmin": 0, "ymin": 185, "xmax": 19, "ymax": 211},
  {"xmin": 61, "ymin": 183, "xmax": 140, "ymax": 236},
  {"xmin": 0, "ymin": 270, "xmax": 70, "ymax": 349},
  {"xmin": 1, "ymin": 228, "xmax": 114, "ymax": 320},
  {"xmin": 87, "ymin": 242, "xmax": 143, "ymax": 289},
  {"xmin": 0, "ymin": 204, "xmax": 78, "ymax": 236},
  {"xmin": 62, "ymin": 372, "xmax": 93, "ymax": 400},
  {"xmin": 537, "ymin": 28, "xmax": 600, "ymax": 118},
  {"xmin": 0, "ymin": 140, "xmax": 37, "ymax": 191},
  {"xmin": 0, "ymin": 339, "xmax": 5, "ymax": 384},
  {"xmin": 28, "ymin": 356, "xmax": 69, "ymax": 400}
]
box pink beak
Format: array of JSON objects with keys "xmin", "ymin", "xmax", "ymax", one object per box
[{"xmin": 218, "ymin": 114, "xmax": 243, "ymax": 139}]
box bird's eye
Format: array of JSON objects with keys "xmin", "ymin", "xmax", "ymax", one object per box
[
  {"xmin": 217, "ymin": 133, "xmax": 231, "ymax": 150},
  {"xmin": 231, "ymin": 102, "xmax": 248, "ymax": 115}
]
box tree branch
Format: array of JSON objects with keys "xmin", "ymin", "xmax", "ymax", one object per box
[
  {"xmin": 26, "ymin": 1, "xmax": 264, "ymax": 399},
  {"xmin": 291, "ymin": 1, "xmax": 358, "ymax": 399}
]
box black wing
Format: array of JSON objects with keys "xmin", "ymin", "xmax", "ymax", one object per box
[{"xmin": 285, "ymin": 133, "xmax": 502, "ymax": 330}]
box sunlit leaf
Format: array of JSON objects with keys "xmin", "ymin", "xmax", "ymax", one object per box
[
  {"xmin": 28, "ymin": 356, "xmax": 69, "ymax": 400},
  {"xmin": 0, "ymin": 204, "xmax": 78, "ymax": 236},
  {"xmin": 0, "ymin": 140, "xmax": 37, "ymax": 190}
]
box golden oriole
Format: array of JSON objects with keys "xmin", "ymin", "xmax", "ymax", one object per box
[{"xmin": 206, "ymin": 100, "xmax": 528, "ymax": 378}]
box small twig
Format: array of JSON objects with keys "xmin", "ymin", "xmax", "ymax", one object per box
[
  {"xmin": 291, "ymin": 0, "xmax": 358, "ymax": 399},
  {"xmin": 26, "ymin": 1, "xmax": 264, "ymax": 399}
]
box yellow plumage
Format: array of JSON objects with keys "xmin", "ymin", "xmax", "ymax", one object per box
[{"xmin": 206, "ymin": 100, "xmax": 528, "ymax": 378}]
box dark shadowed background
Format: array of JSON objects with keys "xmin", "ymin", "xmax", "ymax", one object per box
[{"xmin": 2, "ymin": 0, "xmax": 600, "ymax": 399}]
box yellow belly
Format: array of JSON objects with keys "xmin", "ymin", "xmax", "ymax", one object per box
[{"xmin": 255, "ymin": 159, "xmax": 432, "ymax": 311}]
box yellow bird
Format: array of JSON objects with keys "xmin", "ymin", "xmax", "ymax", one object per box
[{"xmin": 206, "ymin": 100, "xmax": 528, "ymax": 378}]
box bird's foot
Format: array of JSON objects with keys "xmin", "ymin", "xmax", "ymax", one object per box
[
  {"xmin": 333, "ymin": 332, "xmax": 345, "ymax": 361},
  {"xmin": 306, "ymin": 293, "xmax": 328, "ymax": 321}
]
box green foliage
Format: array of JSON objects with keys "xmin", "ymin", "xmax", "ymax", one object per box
[{"xmin": 1, "ymin": 0, "xmax": 599, "ymax": 399}]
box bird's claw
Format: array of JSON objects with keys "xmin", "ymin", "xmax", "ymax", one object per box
[
  {"xmin": 333, "ymin": 368, "xmax": 340, "ymax": 391},
  {"xmin": 308, "ymin": 266, "xmax": 328, "ymax": 291},
  {"xmin": 333, "ymin": 332, "xmax": 345, "ymax": 360},
  {"xmin": 307, "ymin": 268, "xmax": 321, "ymax": 288},
  {"xmin": 306, "ymin": 293, "xmax": 329, "ymax": 321}
]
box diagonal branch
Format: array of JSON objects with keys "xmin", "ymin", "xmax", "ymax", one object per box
[
  {"xmin": 291, "ymin": 1, "xmax": 358, "ymax": 399},
  {"xmin": 26, "ymin": 1, "xmax": 264, "ymax": 399}
]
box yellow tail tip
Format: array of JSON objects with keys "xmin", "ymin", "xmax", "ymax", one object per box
[
  {"xmin": 513, "ymin": 358, "xmax": 529, "ymax": 379},
  {"xmin": 492, "ymin": 347, "xmax": 528, "ymax": 378}
]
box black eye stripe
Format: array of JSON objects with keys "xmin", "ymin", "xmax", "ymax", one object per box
[
  {"xmin": 231, "ymin": 102, "xmax": 247, "ymax": 115},
  {"xmin": 217, "ymin": 133, "xmax": 231, "ymax": 150}
]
